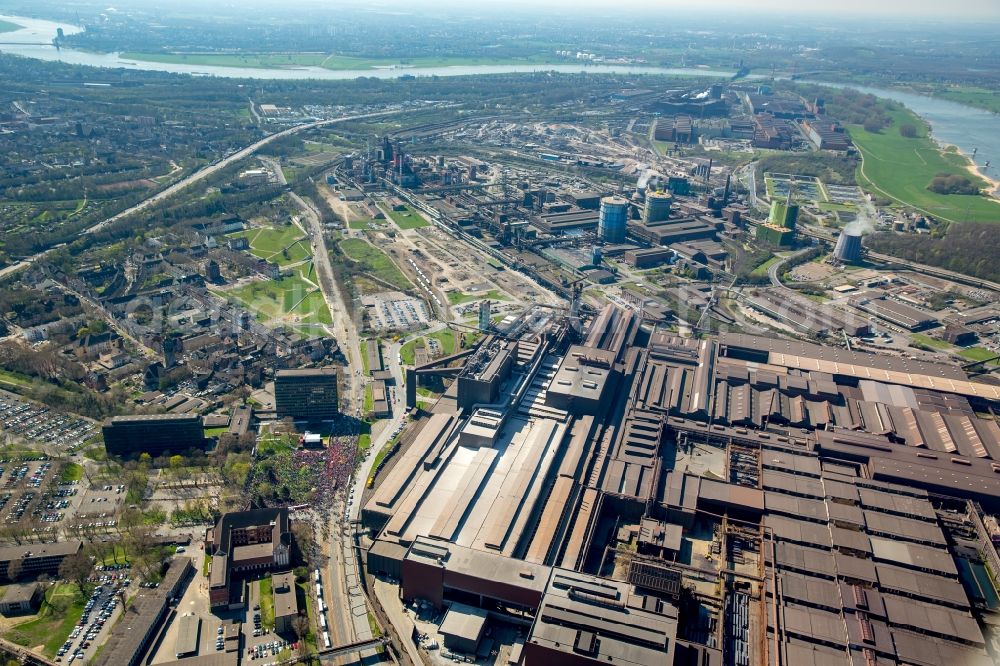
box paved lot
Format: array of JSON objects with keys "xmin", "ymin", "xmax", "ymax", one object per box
[{"xmin": 57, "ymin": 569, "xmax": 134, "ymax": 664}]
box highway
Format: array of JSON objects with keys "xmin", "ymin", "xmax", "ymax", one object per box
[{"xmin": 0, "ymin": 108, "xmax": 407, "ymax": 281}]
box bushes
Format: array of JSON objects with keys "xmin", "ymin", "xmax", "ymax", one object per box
[{"xmin": 927, "ymin": 173, "xmax": 979, "ymax": 195}]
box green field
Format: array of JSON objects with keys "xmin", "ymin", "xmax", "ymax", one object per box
[
  {"xmin": 958, "ymin": 347, "xmax": 1000, "ymax": 365},
  {"xmin": 849, "ymin": 108, "xmax": 1000, "ymax": 223},
  {"xmin": 222, "ymin": 271, "xmax": 331, "ymax": 326},
  {"xmin": 447, "ymin": 289, "xmax": 507, "ymax": 305},
  {"xmin": 426, "ymin": 329, "xmax": 457, "ymax": 357},
  {"xmin": 0, "ymin": 20, "xmax": 22, "ymax": 33},
  {"xmin": 348, "ymin": 217, "xmax": 379, "ymax": 230},
  {"xmin": 230, "ymin": 225, "xmax": 310, "ymax": 266},
  {"xmin": 121, "ymin": 51, "xmax": 561, "ymax": 71},
  {"xmin": 385, "ymin": 205, "xmax": 430, "ymax": 230},
  {"xmin": 339, "ymin": 238, "xmax": 412, "ymax": 290},
  {"xmin": 3, "ymin": 584, "xmax": 87, "ymax": 657},
  {"xmin": 910, "ymin": 333, "xmax": 953, "ymax": 351}
]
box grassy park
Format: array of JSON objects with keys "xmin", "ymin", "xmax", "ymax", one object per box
[
  {"xmin": 0, "ymin": 20, "xmax": 23, "ymax": 33},
  {"xmin": 222, "ymin": 269, "xmax": 331, "ymax": 326},
  {"xmin": 3, "ymin": 584, "xmax": 87, "ymax": 657},
  {"xmin": 229, "ymin": 225, "xmax": 310, "ymax": 266},
  {"xmin": 849, "ymin": 108, "xmax": 1000, "ymax": 223}
]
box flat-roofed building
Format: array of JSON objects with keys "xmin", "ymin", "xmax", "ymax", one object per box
[
  {"xmin": 274, "ymin": 368, "xmax": 339, "ymax": 422},
  {"xmin": 439, "ymin": 603, "xmax": 488, "ymax": 653},
  {"xmin": 524, "ymin": 569, "xmax": 677, "ymax": 666},
  {"xmin": 545, "ymin": 346, "xmax": 617, "ymax": 415},
  {"xmin": 271, "ymin": 571, "xmax": 299, "ymax": 633},
  {"xmin": 103, "ymin": 413, "xmax": 205, "ymax": 458},
  {"xmin": 0, "ymin": 541, "xmax": 84, "ymax": 581}
]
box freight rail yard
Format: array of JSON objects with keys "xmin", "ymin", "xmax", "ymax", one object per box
[{"xmin": 359, "ymin": 302, "xmax": 1000, "ymax": 666}]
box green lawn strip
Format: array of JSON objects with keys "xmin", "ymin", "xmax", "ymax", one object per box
[
  {"xmin": 204, "ymin": 426, "xmax": 228, "ymax": 438},
  {"xmin": 447, "ymin": 288, "xmax": 507, "ymax": 305},
  {"xmin": 359, "ymin": 342, "xmax": 371, "ymax": 375},
  {"xmin": 358, "ymin": 432, "xmax": 372, "ymax": 453},
  {"xmin": 60, "ymin": 462, "xmax": 84, "ymax": 482},
  {"xmin": 4, "ymin": 583, "xmax": 86, "ymax": 657},
  {"xmin": 259, "ymin": 577, "xmax": 275, "ymax": 630},
  {"xmin": 338, "ymin": 238, "xmax": 412, "ymax": 290},
  {"xmin": 958, "ymin": 347, "xmax": 1000, "ymax": 365},
  {"xmin": 0, "ymin": 20, "xmax": 22, "ymax": 33},
  {"xmin": 363, "ymin": 385, "xmax": 374, "ymax": 414},
  {"xmin": 909, "ymin": 333, "xmax": 953, "ymax": 350},
  {"xmin": 749, "ymin": 255, "xmax": 781, "ymax": 278},
  {"xmin": 848, "ymin": 108, "xmax": 1000, "ymax": 223},
  {"xmin": 371, "ymin": 434, "xmax": 401, "ymax": 471}
]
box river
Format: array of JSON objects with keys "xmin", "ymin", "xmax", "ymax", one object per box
[
  {"xmin": 801, "ymin": 80, "xmax": 1000, "ymax": 186},
  {"xmin": 0, "ymin": 14, "xmax": 736, "ymax": 81},
  {"xmin": 2, "ymin": 14, "xmax": 998, "ymax": 186}
]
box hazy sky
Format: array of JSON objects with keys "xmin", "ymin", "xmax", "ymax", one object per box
[
  {"xmin": 113, "ymin": 0, "xmax": 1000, "ymax": 22},
  {"xmin": 435, "ymin": 0, "xmax": 1000, "ymax": 19}
]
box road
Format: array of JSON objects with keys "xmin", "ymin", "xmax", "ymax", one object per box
[
  {"xmin": 767, "ymin": 248, "xmax": 812, "ymax": 291},
  {"xmin": 0, "ymin": 108, "xmax": 409, "ymax": 281},
  {"xmin": 288, "ymin": 190, "xmax": 363, "ymax": 417}
]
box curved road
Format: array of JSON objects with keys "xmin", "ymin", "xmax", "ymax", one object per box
[{"xmin": 0, "ymin": 108, "xmax": 407, "ymax": 280}]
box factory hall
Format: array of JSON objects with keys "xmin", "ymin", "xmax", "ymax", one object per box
[{"xmin": 361, "ymin": 304, "xmax": 1000, "ymax": 666}]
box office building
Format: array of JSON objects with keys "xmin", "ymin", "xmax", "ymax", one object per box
[
  {"xmin": 102, "ymin": 414, "xmax": 205, "ymax": 458},
  {"xmin": 274, "ymin": 368, "xmax": 339, "ymax": 422},
  {"xmin": 598, "ymin": 196, "xmax": 629, "ymax": 243}
]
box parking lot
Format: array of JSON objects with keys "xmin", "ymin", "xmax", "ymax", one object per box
[
  {"xmin": 65, "ymin": 483, "xmax": 125, "ymax": 533},
  {"xmin": 0, "ymin": 458, "xmax": 73, "ymax": 537},
  {"xmin": 56, "ymin": 565, "xmax": 133, "ymax": 664},
  {"xmin": 0, "ymin": 392, "xmax": 98, "ymax": 453},
  {"xmin": 150, "ymin": 556, "xmax": 299, "ymax": 666}
]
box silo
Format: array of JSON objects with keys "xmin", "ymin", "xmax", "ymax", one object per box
[
  {"xmin": 643, "ymin": 191, "xmax": 673, "ymax": 223},
  {"xmin": 834, "ymin": 231, "xmax": 863, "ymax": 263},
  {"xmin": 598, "ymin": 196, "xmax": 629, "ymax": 243}
]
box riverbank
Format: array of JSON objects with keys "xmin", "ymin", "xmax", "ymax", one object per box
[
  {"xmin": 118, "ymin": 50, "xmax": 567, "ymax": 72},
  {"xmin": 848, "ymin": 107, "xmax": 1000, "ymax": 223}
]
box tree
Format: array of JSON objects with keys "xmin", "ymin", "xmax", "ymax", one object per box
[
  {"xmin": 292, "ymin": 616, "xmax": 310, "ymax": 656},
  {"xmin": 899, "ymin": 123, "xmax": 918, "ymax": 138},
  {"xmin": 169, "ymin": 455, "xmax": 189, "ymax": 481},
  {"xmin": 59, "ymin": 551, "xmax": 93, "ymax": 595},
  {"xmin": 6, "ymin": 557, "xmax": 25, "ymax": 582},
  {"xmin": 863, "ymin": 117, "xmax": 883, "ymax": 133}
]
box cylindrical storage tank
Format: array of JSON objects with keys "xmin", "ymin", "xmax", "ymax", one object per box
[
  {"xmin": 598, "ymin": 196, "xmax": 629, "ymax": 243},
  {"xmin": 643, "ymin": 191, "xmax": 673, "ymax": 223},
  {"xmin": 834, "ymin": 231, "xmax": 863, "ymax": 263}
]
